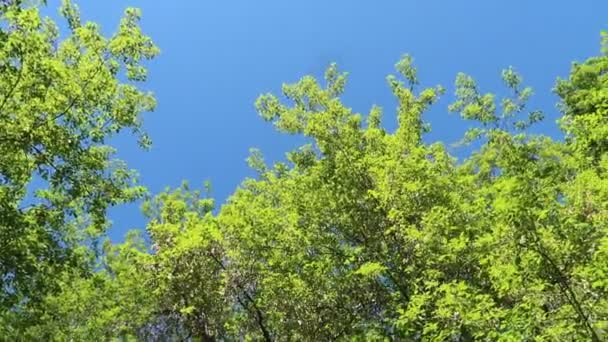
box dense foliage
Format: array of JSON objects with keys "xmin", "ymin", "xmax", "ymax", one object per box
[
  {"xmin": 1, "ymin": 1, "xmax": 608, "ymax": 341},
  {"xmin": 0, "ymin": 0, "xmax": 157, "ymax": 335}
]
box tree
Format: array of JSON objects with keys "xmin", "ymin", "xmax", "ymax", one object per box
[
  {"xmin": 169, "ymin": 37, "xmax": 606, "ymax": 339},
  {"xmin": 142, "ymin": 183, "xmax": 228, "ymax": 341},
  {"xmin": 9, "ymin": 8, "xmax": 608, "ymax": 339},
  {"xmin": 0, "ymin": 0, "xmax": 158, "ymax": 333},
  {"xmin": 21, "ymin": 231, "xmax": 155, "ymax": 340}
]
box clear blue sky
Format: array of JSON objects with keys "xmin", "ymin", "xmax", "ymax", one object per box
[{"xmin": 52, "ymin": 1, "xmax": 607, "ymax": 241}]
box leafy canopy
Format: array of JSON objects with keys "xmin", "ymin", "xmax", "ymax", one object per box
[
  {"xmin": 0, "ymin": 0, "xmax": 158, "ymax": 332},
  {"xmin": 2, "ymin": 1, "xmax": 608, "ymax": 341}
]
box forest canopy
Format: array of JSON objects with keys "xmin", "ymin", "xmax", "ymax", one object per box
[{"xmin": 1, "ymin": 1, "xmax": 608, "ymax": 341}]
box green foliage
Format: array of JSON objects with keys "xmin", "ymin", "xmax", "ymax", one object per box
[
  {"xmin": 20, "ymin": 231, "xmax": 155, "ymax": 340},
  {"xmin": 2, "ymin": 2, "xmax": 608, "ymax": 340},
  {"xmin": 555, "ymin": 31, "xmax": 608, "ymax": 165},
  {"xmin": 449, "ymin": 66, "xmax": 543, "ymax": 146},
  {"xmin": 0, "ymin": 0, "xmax": 158, "ymax": 334}
]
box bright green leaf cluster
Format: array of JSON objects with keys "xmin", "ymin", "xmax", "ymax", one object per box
[{"xmin": 0, "ymin": 0, "xmax": 158, "ymax": 332}]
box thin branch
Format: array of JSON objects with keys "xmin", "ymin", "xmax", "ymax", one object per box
[
  {"xmin": 529, "ymin": 228, "xmax": 600, "ymax": 341},
  {"xmin": 0, "ymin": 49, "xmax": 107, "ymax": 145},
  {"xmin": 0, "ymin": 48, "xmax": 24, "ymax": 115},
  {"xmin": 207, "ymin": 250, "xmax": 273, "ymax": 341}
]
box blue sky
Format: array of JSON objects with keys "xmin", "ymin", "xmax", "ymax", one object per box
[{"xmin": 51, "ymin": 0, "xmax": 608, "ymax": 241}]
